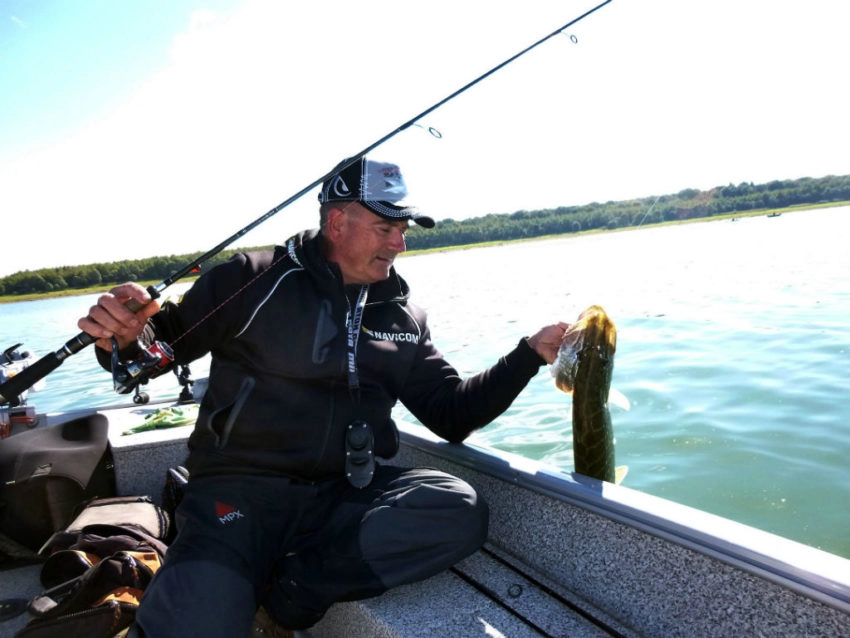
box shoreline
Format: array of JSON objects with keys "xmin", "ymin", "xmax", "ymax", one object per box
[
  {"xmin": 1, "ymin": 201, "xmax": 842, "ymax": 304},
  {"xmin": 401, "ymin": 200, "xmax": 835, "ymax": 257}
]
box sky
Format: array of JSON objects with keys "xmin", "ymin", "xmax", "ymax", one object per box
[{"xmin": 1, "ymin": 0, "xmax": 848, "ymax": 278}]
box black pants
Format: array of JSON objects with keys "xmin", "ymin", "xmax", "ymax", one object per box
[{"xmin": 136, "ymin": 465, "xmax": 488, "ymax": 635}]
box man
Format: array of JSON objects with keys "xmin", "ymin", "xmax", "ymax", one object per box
[{"xmin": 78, "ymin": 157, "xmax": 568, "ymax": 636}]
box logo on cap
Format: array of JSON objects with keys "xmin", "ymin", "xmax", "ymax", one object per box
[{"xmin": 329, "ymin": 175, "xmax": 352, "ymax": 199}]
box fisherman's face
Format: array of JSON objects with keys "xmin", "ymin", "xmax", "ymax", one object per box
[{"xmin": 327, "ymin": 202, "xmax": 408, "ymax": 284}]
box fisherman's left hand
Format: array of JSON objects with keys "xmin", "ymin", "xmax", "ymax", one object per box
[{"xmin": 526, "ymin": 322, "xmax": 570, "ymax": 364}]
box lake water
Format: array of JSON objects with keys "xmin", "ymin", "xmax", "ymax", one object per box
[{"xmin": 2, "ymin": 206, "xmax": 849, "ymax": 558}]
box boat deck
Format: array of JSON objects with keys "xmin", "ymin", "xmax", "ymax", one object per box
[{"xmin": 314, "ymin": 544, "xmax": 630, "ymax": 638}]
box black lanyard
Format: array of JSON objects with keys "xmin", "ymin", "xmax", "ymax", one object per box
[
  {"xmin": 346, "ymin": 285, "xmax": 369, "ymax": 402},
  {"xmin": 344, "ymin": 285, "xmax": 375, "ymax": 488}
]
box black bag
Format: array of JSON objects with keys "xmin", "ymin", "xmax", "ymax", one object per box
[
  {"xmin": 18, "ymin": 550, "xmax": 160, "ymax": 638},
  {"xmin": 0, "ymin": 415, "xmax": 116, "ymax": 558},
  {"xmin": 14, "ymin": 599, "xmax": 137, "ymax": 638},
  {"xmin": 39, "ymin": 495, "xmax": 171, "ymax": 562},
  {"xmin": 15, "ymin": 496, "xmax": 169, "ymax": 638}
]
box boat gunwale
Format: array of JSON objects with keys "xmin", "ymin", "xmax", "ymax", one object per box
[{"xmin": 396, "ymin": 423, "xmax": 850, "ymax": 614}]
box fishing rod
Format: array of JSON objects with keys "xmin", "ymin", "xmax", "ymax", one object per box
[{"xmin": 0, "ymin": 0, "xmax": 613, "ymax": 407}]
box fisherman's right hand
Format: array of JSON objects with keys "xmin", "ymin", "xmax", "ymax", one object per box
[
  {"xmin": 526, "ymin": 322, "xmax": 571, "ymax": 364},
  {"xmin": 77, "ymin": 282, "xmax": 161, "ymax": 351}
]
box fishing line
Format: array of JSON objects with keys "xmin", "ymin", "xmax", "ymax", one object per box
[
  {"xmin": 635, "ymin": 194, "xmax": 661, "ymax": 228},
  {"xmin": 0, "ymin": 0, "xmax": 614, "ymax": 405}
]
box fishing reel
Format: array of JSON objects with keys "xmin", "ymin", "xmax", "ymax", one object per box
[
  {"xmin": 111, "ymin": 338, "xmax": 175, "ymax": 404},
  {"xmin": 0, "ymin": 342, "xmax": 44, "ymax": 408}
]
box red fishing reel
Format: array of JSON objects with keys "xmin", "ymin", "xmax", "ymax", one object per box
[{"xmin": 111, "ymin": 338, "xmax": 175, "ymax": 404}]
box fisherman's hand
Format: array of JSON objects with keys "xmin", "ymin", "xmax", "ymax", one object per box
[
  {"xmin": 526, "ymin": 322, "xmax": 570, "ymax": 364},
  {"xmin": 78, "ymin": 282, "xmax": 161, "ymax": 351}
]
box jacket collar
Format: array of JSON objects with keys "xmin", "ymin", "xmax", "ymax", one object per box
[{"xmin": 286, "ymin": 229, "xmax": 410, "ymax": 305}]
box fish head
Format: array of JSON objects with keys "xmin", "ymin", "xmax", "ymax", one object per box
[{"xmin": 551, "ymin": 305, "xmax": 617, "ymax": 394}]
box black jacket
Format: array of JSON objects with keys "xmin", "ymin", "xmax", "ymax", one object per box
[{"xmin": 104, "ymin": 230, "xmax": 544, "ymax": 479}]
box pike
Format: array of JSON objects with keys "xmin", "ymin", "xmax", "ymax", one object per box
[{"xmin": 551, "ymin": 305, "xmax": 625, "ymax": 483}]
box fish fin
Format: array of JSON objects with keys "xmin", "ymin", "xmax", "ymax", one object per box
[
  {"xmin": 615, "ymin": 466, "xmax": 629, "ymax": 484},
  {"xmin": 607, "ymin": 388, "xmax": 631, "ymax": 411}
]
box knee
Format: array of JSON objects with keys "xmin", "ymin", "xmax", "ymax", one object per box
[
  {"xmin": 438, "ymin": 473, "xmax": 488, "ymax": 542},
  {"xmin": 455, "ymin": 482, "xmax": 489, "ymax": 554},
  {"xmin": 396, "ymin": 468, "xmax": 489, "ymax": 552}
]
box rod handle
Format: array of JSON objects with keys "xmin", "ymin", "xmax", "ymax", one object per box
[
  {"xmin": 0, "ymin": 352, "xmax": 62, "ymax": 406},
  {"xmin": 0, "ymin": 292, "xmax": 154, "ymax": 406}
]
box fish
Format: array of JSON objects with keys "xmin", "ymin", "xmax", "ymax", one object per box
[{"xmin": 551, "ymin": 305, "xmax": 625, "ymax": 483}]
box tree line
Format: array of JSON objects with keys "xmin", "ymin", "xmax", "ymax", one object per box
[
  {"xmin": 403, "ymin": 174, "xmax": 850, "ymax": 250},
  {"xmin": 2, "ymin": 174, "xmax": 848, "ymax": 297}
]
